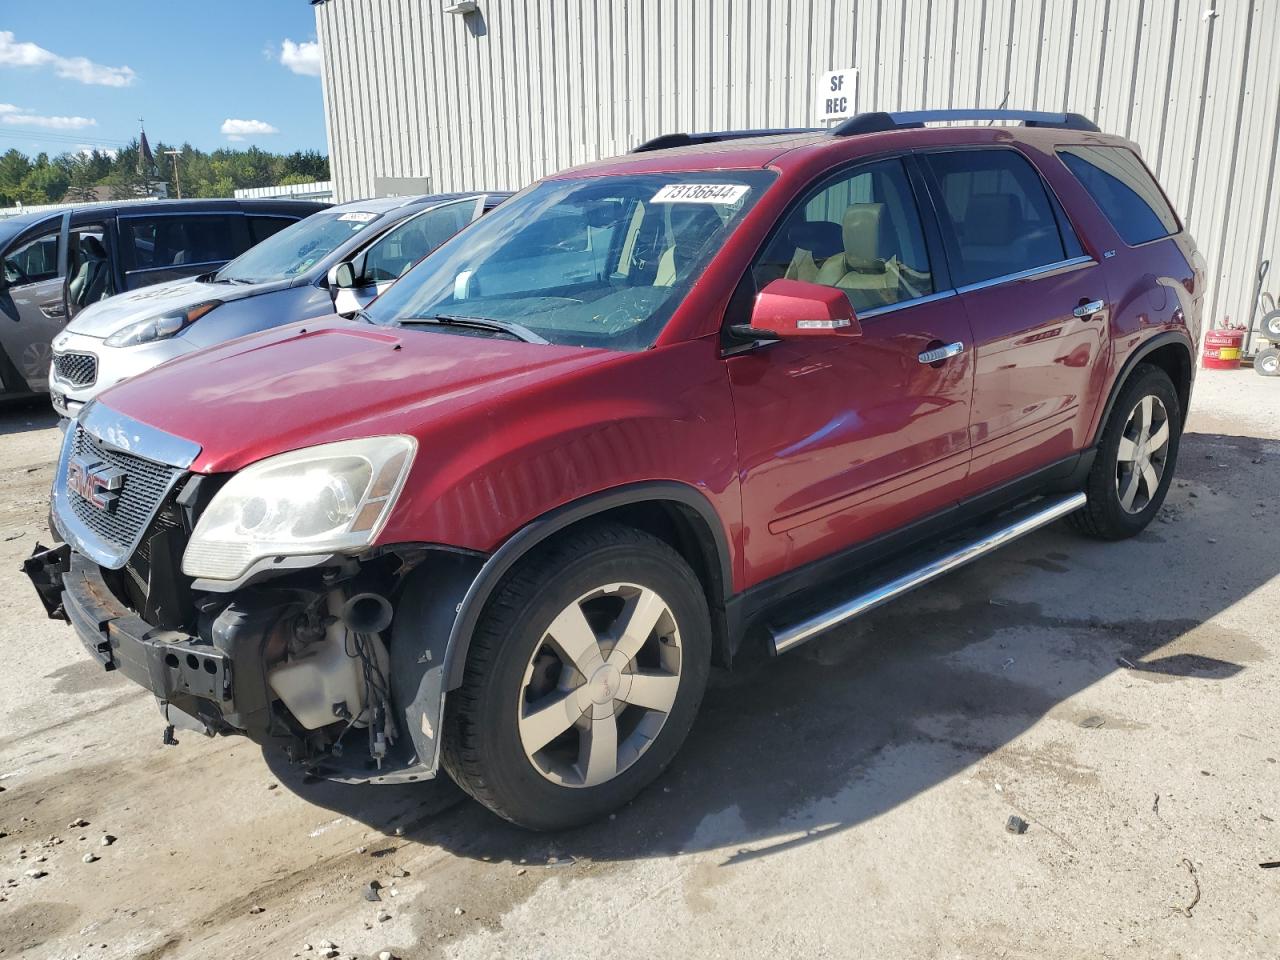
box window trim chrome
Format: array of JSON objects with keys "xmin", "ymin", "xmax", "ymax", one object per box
[
  {"xmin": 953, "ymin": 255, "xmax": 1095, "ymax": 295},
  {"xmin": 858, "ymin": 288, "xmax": 956, "ymax": 320}
]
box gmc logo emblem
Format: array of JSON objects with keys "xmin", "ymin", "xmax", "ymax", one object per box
[{"xmin": 66, "ymin": 457, "xmax": 125, "ymax": 512}]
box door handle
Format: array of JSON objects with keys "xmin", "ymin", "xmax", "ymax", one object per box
[
  {"xmin": 1073, "ymin": 299, "xmax": 1106, "ymax": 318},
  {"xmin": 39, "ymin": 301, "xmax": 66, "ymax": 319},
  {"xmin": 918, "ymin": 341, "xmax": 964, "ymax": 364}
]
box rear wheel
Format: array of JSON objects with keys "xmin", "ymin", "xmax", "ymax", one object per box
[
  {"xmin": 1070, "ymin": 364, "xmax": 1182, "ymax": 539},
  {"xmin": 442, "ymin": 523, "xmax": 711, "ymax": 830}
]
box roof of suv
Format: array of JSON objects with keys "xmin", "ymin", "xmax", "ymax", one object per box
[
  {"xmin": 0, "ymin": 197, "xmax": 327, "ymax": 234},
  {"xmin": 554, "ymin": 109, "xmax": 1134, "ymax": 179}
]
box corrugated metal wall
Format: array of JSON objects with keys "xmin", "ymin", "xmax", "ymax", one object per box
[{"xmin": 315, "ymin": 0, "xmax": 1280, "ymax": 328}]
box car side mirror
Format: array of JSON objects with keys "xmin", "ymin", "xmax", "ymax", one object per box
[
  {"xmin": 328, "ymin": 261, "xmax": 357, "ymax": 290},
  {"xmin": 734, "ymin": 278, "xmax": 862, "ymax": 340}
]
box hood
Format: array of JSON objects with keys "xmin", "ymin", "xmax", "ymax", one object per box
[
  {"xmin": 63, "ymin": 275, "xmax": 290, "ymax": 339},
  {"xmin": 96, "ymin": 318, "xmax": 616, "ymax": 473}
]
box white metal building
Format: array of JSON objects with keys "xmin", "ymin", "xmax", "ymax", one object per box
[{"xmin": 314, "ymin": 0, "xmax": 1280, "ymax": 329}]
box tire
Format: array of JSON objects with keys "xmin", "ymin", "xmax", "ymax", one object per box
[
  {"xmin": 442, "ymin": 523, "xmax": 712, "ymax": 830},
  {"xmin": 1070, "ymin": 363, "xmax": 1182, "ymax": 540},
  {"xmin": 1255, "ymin": 346, "xmax": 1280, "ymax": 377},
  {"xmin": 1261, "ymin": 309, "xmax": 1280, "ymax": 341}
]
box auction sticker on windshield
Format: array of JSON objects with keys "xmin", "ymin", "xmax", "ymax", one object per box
[
  {"xmin": 338, "ymin": 212, "xmax": 379, "ymax": 222},
  {"xmin": 651, "ymin": 183, "xmax": 750, "ymax": 204}
]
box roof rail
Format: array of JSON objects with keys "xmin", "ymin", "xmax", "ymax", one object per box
[
  {"xmin": 629, "ymin": 110, "xmax": 1099, "ymax": 154},
  {"xmin": 830, "ymin": 109, "xmax": 1100, "ymax": 136},
  {"xmin": 631, "ymin": 128, "xmax": 819, "ymax": 153}
]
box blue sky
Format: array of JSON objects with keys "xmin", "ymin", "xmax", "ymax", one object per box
[{"xmin": 1, "ymin": 2, "xmax": 328, "ymax": 158}]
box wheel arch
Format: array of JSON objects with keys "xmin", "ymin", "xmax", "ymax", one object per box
[
  {"xmin": 442, "ymin": 481, "xmax": 734, "ymax": 690},
  {"xmin": 1092, "ymin": 332, "xmax": 1194, "ymax": 447}
]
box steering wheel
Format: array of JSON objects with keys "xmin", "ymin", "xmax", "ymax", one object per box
[{"xmin": 3, "ymin": 260, "xmax": 29, "ymax": 287}]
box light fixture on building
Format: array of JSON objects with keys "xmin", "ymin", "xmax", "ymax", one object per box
[{"xmin": 444, "ymin": 1, "xmax": 477, "ymax": 13}]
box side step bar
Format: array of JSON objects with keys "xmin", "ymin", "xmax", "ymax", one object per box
[{"xmin": 769, "ymin": 492, "xmax": 1087, "ymax": 655}]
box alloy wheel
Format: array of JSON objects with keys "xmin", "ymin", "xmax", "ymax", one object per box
[
  {"xmin": 22, "ymin": 341, "xmax": 52, "ymax": 380},
  {"xmin": 517, "ymin": 582, "xmax": 682, "ymax": 788},
  {"xmin": 1115, "ymin": 394, "xmax": 1170, "ymax": 514}
]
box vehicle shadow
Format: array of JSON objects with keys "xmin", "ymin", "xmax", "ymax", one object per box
[
  {"xmin": 0, "ymin": 397, "xmax": 60, "ymax": 436},
  {"xmin": 268, "ymin": 429, "xmax": 1277, "ymax": 866}
]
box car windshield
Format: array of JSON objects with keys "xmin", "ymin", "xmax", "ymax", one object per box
[
  {"xmin": 364, "ymin": 172, "xmax": 775, "ymax": 350},
  {"xmin": 216, "ymin": 209, "xmax": 383, "ymax": 284}
]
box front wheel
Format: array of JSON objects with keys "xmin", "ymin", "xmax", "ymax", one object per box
[
  {"xmin": 442, "ymin": 523, "xmax": 711, "ymax": 830},
  {"xmin": 1070, "ymin": 363, "xmax": 1182, "ymax": 540}
]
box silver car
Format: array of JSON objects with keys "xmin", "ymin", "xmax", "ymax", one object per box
[{"xmin": 49, "ymin": 191, "xmax": 507, "ymax": 417}]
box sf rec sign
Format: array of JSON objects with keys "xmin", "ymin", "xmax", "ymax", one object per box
[{"xmin": 815, "ymin": 68, "xmax": 858, "ymax": 122}]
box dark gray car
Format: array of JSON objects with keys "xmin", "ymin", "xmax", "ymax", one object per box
[{"xmin": 0, "ymin": 198, "xmax": 326, "ymax": 400}]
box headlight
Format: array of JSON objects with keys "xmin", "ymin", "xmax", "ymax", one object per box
[
  {"xmin": 182, "ymin": 436, "xmax": 417, "ymax": 581},
  {"xmin": 104, "ymin": 300, "xmax": 221, "ymax": 347}
]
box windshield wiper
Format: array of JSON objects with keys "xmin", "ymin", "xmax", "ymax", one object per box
[{"xmin": 399, "ymin": 314, "xmax": 548, "ymax": 344}]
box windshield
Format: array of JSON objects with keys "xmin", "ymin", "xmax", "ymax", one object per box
[
  {"xmin": 216, "ymin": 209, "xmax": 383, "ymax": 284},
  {"xmin": 364, "ymin": 172, "xmax": 775, "ymax": 350}
]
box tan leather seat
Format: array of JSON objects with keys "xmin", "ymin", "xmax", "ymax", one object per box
[
  {"xmin": 809, "ymin": 203, "xmax": 929, "ymax": 309},
  {"xmin": 654, "ymin": 205, "xmax": 723, "ymax": 287}
]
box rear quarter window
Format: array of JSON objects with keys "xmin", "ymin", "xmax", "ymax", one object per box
[
  {"xmin": 247, "ymin": 215, "xmax": 298, "ymax": 245},
  {"xmin": 1057, "ymin": 146, "xmax": 1179, "ymax": 246},
  {"xmin": 119, "ymin": 213, "xmax": 243, "ymax": 271}
]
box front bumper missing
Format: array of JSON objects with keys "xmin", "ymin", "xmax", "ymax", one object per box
[
  {"xmin": 25, "ymin": 544, "xmax": 234, "ymax": 734},
  {"xmin": 22, "ymin": 544, "xmax": 440, "ymax": 785}
]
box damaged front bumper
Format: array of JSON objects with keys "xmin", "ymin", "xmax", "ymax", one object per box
[
  {"xmin": 22, "ymin": 543, "xmax": 440, "ymax": 785},
  {"xmin": 27, "ymin": 543, "xmax": 259, "ymax": 738}
]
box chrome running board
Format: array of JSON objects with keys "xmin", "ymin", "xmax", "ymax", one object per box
[{"xmin": 769, "ymin": 492, "xmax": 1087, "ymax": 655}]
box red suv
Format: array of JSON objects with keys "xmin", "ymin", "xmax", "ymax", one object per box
[{"xmin": 26, "ymin": 109, "xmax": 1202, "ymax": 830}]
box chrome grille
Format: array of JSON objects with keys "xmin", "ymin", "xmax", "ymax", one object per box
[
  {"xmin": 65, "ymin": 426, "xmax": 184, "ymax": 558},
  {"xmin": 53, "ymin": 351, "xmax": 98, "ymax": 387}
]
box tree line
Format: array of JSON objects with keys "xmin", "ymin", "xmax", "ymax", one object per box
[{"xmin": 0, "ymin": 139, "xmax": 330, "ymax": 208}]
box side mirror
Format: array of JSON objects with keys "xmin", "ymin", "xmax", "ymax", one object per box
[
  {"xmin": 735, "ymin": 279, "xmax": 862, "ymax": 340},
  {"xmin": 328, "ymin": 261, "xmax": 357, "ymax": 290}
]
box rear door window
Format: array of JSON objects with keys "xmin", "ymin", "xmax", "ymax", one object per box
[
  {"xmin": 1057, "ymin": 146, "xmax": 1179, "ymax": 245},
  {"xmin": 925, "ymin": 148, "xmax": 1077, "ymax": 286},
  {"xmin": 119, "ymin": 213, "xmax": 246, "ymax": 273}
]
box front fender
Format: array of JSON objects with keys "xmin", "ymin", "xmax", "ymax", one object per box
[{"xmin": 388, "ymin": 480, "xmax": 733, "ymax": 775}]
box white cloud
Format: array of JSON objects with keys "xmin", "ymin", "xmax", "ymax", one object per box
[
  {"xmin": 0, "ymin": 102, "xmax": 96, "ymax": 129},
  {"xmin": 280, "ymin": 39, "xmax": 322, "ymax": 77},
  {"xmin": 0, "ymin": 31, "xmax": 136, "ymax": 87},
  {"xmin": 76, "ymin": 145, "xmax": 117, "ymax": 159},
  {"xmin": 220, "ymin": 118, "xmax": 280, "ymax": 142}
]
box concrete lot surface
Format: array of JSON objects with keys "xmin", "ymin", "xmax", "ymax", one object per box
[{"xmin": 0, "ymin": 369, "xmax": 1276, "ymax": 959}]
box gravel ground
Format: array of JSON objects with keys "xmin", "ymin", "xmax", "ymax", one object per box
[{"xmin": 0, "ymin": 367, "xmax": 1276, "ymax": 960}]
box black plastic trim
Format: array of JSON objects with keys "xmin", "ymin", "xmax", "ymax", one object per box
[
  {"xmin": 1090, "ymin": 331, "xmax": 1195, "ymax": 447},
  {"xmin": 631, "ymin": 129, "xmax": 819, "ymax": 153},
  {"xmin": 443, "ymin": 481, "xmax": 733, "ymax": 689}
]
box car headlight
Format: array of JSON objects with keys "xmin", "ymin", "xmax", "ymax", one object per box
[
  {"xmin": 182, "ymin": 436, "xmax": 417, "ymax": 581},
  {"xmin": 104, "ymin": 300, "xmax": 221, "ymax": 347}
]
